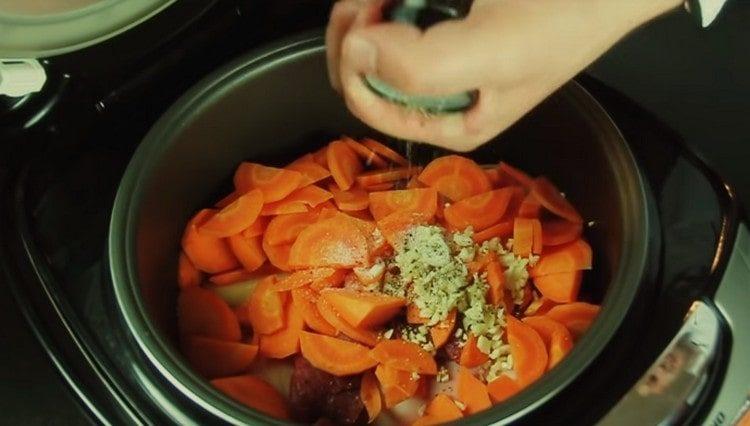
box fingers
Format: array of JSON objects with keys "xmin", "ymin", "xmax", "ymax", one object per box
[{"xmin": 326, "ymin": 0, "xmax": 362, "ymax": 92}]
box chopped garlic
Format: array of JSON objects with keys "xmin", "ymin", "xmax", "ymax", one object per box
[
  {"xmin": 454, "ymin": 400, "xmax": 466, "ymax": 411},
  {"xmin": 436, "ymin": 367, "xmax": 450, "ymax": 383},
  {"xmin": 382, "ymin": 328, "xmax": 394, "ymax": 339}
]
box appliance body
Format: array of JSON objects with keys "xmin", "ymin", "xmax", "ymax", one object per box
[{"xmin": 0, "ymin": 2, "xmax": 747, "ymax": 425}]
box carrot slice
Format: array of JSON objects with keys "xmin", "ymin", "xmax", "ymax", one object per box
[
  {"xmin": 533, "ymin": 271, "xmax": 582, "ymax": 303},
  {"xmin": 487, "ymin": 375, "xmax": 521, "ymax": 404},
  {"xmin": 472, "ymin": 220, "xmax": 514, "ymax": 243},
  {"xmin": 260, "ymin": 302, "xmax": 305, "ymax": 358},
  {"xmin": 356, "ymin": 166, "xmax": 423, "ymax": 188},
  {"xmin": 211, "ymin": 374, "xmax": 290, "ymax": 420},
  {"xmin": 406, "ymin": 175, "xmax": 425, "ymax": 189},
  {"xmin": 274, "ymin": 267, "xmax": 337, "ymax": 292},
  {"xmin": 182, "ymin": 336, "xmax": 258, "ymax": 378},
  {"xmin": 507, "ymin": 315, "xmax": 547, "ymax": 387},
  {"xmin": 361, "ymin": 138, "xmax": 409, "ymax": 166},
  {"xmin": 234, "ymin": 162, "xmax": 303, "ymax": 203},
  {"xmin": 376, "ymin": 210, "xmax": 432, "ymax": 248},
  {"xmin": 517, "ymin": 193, "xmax": 542, "ymax": 219},
  {"xmin": 413, "ymin": 394, "xmax": 464, "ymax": 425},
  {"xmin": 444, "ymin": 187, "xmax": 515, "ymax": 232},
  {"xmin": 343, "ymin": 136, "xmax": 389, "ymax": 169},
  {"xmin": 531, "ymin": 218, "xmax": 543, "ymax": 254},
  {"xmin": 299, "ymin": 331, "xmax": 378, "ymax": 376},
  {"xmin": 522, "ymin": 316, "xmax": 574, "ymax": 369},
  {"xmin": 209, "ymin": 269, "xmax": 254, "ymax": 286},
  {"xmin": 513, "ymin": 217, "xmax": 535, "ymax": 257},
  {"xmin": 524, "ymin": 296, "xmax": 558, "ymax": 316},
  {"xmin": 286, "ymin": 153, "xmax": 331, "ymax": 186},
  {"xmin": 215, "ymin": 191, "xmax": 239, "ymax": 209},
  {"xmin": 545, "ymin": 302, "xmax": 600, "ymax": 338},
  {"xmin": 310, "ymin": 268, "xmax": 348, "ymax": 291},
  {"xmin": 178, "ymin": 287, "xmax": 241, "ymax": 341},
  {"xmin": 178, "ymin": 252, "xmax": 203, "ymax": 289},
  {"xmin": 430, "ymin": 309, "xmax": 457, "ymax": 349},
  {"xmin": 375, "ymin": 364, "xmax": 420, "ymax": 408},
  {"xmin": 289, "ymin": 212, "xmax": 370, "ymax": 269},
  {"xmin": 363, "ymin": 182, "xmax": 395, "ymax": 191},
  {"xmin": 327, "ymin": 140, "xmax": 364, "ymax": 190},
  {"xmin": 264, "ymin": 210, "xmax": 320, "ymax": 246},
  {"xmin": 457, "ymin": 366, "xmax": 491, "ymax": 415},
  {"xmin": 419, "ymin": 155, "xmax": 492, "ymax": 202},
  {"xmin": 530, "ymin": 239, "xmax": 593, "ymax": 277},
  {"xmin": 181, "ymin": 209, "xmax": 239, "ymax": 273},
  {"xmin": 360, "ymin": 371, "xmax": 382, "ymax": 424},
  {"xmin": 486, "ymin": 259, "xmax": 505, "ymax": 307},
  {"xmin": 531, "ymin": 177, "xmax": 583, "ymax": 223},
  {"xmin": 542, "ymin": 219, "xmax": 583, "ymax": 246},
  {"xmin": 320, "ymin": 288, "xmax": 406, "ymax": 328},
  {"xmin": 370, "ymin": 340, "xmax": 438, "ymax": 374},
  {"xmin": 331, "ymin": 186, "xmax": 370, "ymax": 211},
  {"xmin": 459, "ymin": 334, "xmax": 490, "ymax": 368},
  {"xmin": 246, "ymin": 276, "xmax": 288, "ymax": 335},
  {"xmin": 315, "ymin": 297, "xmax": 379, "ymax": 346},
  {"xmin": 406, "ymin": 303, "xmax": 428, "ymax": 324},
  {"xmin": 262, "ymin": 237, "xmax": 293, "ymax": 272},
  {"xmin": 368, "ymin": 188, "xmax": 438, "ymax": 221},
  {"xmin": 485, "ymin": 168, "xmax": 502, "ymax": 187},
  {"xmin": 260, "ymin": 185, "xmax": 333, "ymax": 216},
  {"xmin": 242, "ymin": 215, "xmax": 268, "ymax": 238},
  {"xmin": 312, "ymin": 146, "xmax": 328, "ymax": 167},
  {"xmin": 200, "ymin": 189, "xmax": 264, "ymax": 237},
  {"xmin": 228, "ymin": 233, "xmax": 267, "ymax": 272},
  {"xmin": 291, "ymin": 286, "xmax": 337, "ymax": 336},
  {"xmin": 497, "ymin": 162, "xmax": 533, "ymax": 188}
]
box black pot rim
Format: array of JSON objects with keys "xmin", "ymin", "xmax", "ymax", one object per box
[{"xmin": 108, "ymin": 33, "xmax": 651, "ymax": 425}]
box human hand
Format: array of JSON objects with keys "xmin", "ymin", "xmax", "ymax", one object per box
[{"xmin": 327, "ymin": 0, "xmax": 682, "ymax": 151}]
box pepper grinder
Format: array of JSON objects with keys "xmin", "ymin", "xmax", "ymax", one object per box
[{"xmin": 363, "ymin": 0, "xmax": 477, "ymax": 114}]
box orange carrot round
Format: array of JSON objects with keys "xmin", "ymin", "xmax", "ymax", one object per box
[
  {"xmin": 368, "ymin": 188, "xmax": 438, "ymax": 221},
  {"xmin": 472, "ymin": 220, "xmax": 514, "ymax": 243},
  {"xmin": 533, "ymin": 271, "xmax": 582, "ymax": 303},
  {"xmin": 209, "ymin": 268, "xmax": 254, "ymax": 286},
  {"xmin": 487, "ymin": 375, "xmax": 521, "ymax": 404},
  {"xmin": 506, "ymin": 315, "xmax": 548, "ymax": 387},
  {"xmin": 429, "ymin": 309, "xmax": 457, "ymax": 349},
  {"xmin": 182, "ymin": 336, "xmax": 258, "ymax": 378},
  {"xmin": 327, "ymin": 140, "xmax": 363, "ymax": 190},
  {"xmin": 200, "ymin": 189, "xmax": 263, "ymax": 237},
  {"xmin": 542, "ymin": 219, "xmax": 583, "ymax": 246},
  {"xmin": 286, "ymin": 153, "xmax": 331, "ymax": 186},
  {"xmin": 178, "ymin": 251, "xmax": 203, "ymax": 289},
  {"xmin": 210, "ymin": 374, "xmax": 290, "ymax": 420},
  {"xmin": 360, "ymin": 371, "xmax": 382, "ymax": 423},
  {"xmin": 330, "ymin": 186, "xmax": 370, "ymax": 211},
  {"xmin": 531, "ymin": 177, "xmax": 583, "ymax": 223},
  {"xmin": 262, "ymin": 234, "xmax": 293, "ymax": 271},
  {"xmin": 459, "ymin": 334, "xmax": 490, "ymax": 368},
  {"xmin": 522, "ymin": 316, "xmax": 574, "ymax": 369},
  {"xmin": 246, "ymin": 276, "xmax": 288, "ymax": 335},
  {"xmin": 517, "ymin": 193, "xmax": 542, "ymax": 219},
  {"xmin": 228, "ymin": 233, "xmax": 266, "ymax": 273},
  {"xmin": 260, "ymin": 185, "xmax": 333, "ymax": 216},
  {"xmin": 370, "ymin": 339, "xmax": 438, "ymax": 375},
  {"xmin": 259, "ymin": 303, "xmax": 305, "ymax": 359},
  {"xmin": 233, "ymin": 162, "xmax": 303, "ymax": 203},
  {"xmin": 321, "ymin": 288, "xmax": 406, "ymax": 328},
  {"xmin": 513, "ymin": 217, "xmax": 536, "ymax": 257},
  {"xmin": 362, "ymin": 182, "xmax": 395, "ymax": 191},
  {"xmin": 418, "ymin": 155, "xmax": 491, "ymax": 202},
  {"xmin": 315, "ymin": 297, "xmax": 379, "ymax": 346},
  {"xmin": 443, "ymin": 187, "xmax": 515, "ymax": 231},
  {"xmin": 545, "ymin": 302, "xmax": 600, "ymax": 339},
  {"xmin": 241, "ymin": 215, "xmax": 268, "ymax": 238},
  {"xmin": 343, "ymin": 136, "xmax": 389, "ymax": 169},
  {"xmin": 486, "ymin": 259, "xmax": 506, "ymax": 307},
  {"xmin": 291, "ymin": 286, "xmax": 337, "ymax": 336},
  {"xmin": 178, "ymin": 287, "xmax": 241, "ymax": 341},
  {"xmin": 299, "ymin": 331, "xmax": 378, "ymax": 376},
  {"xmin": 181, "ymin": 209, "xmax": 239, "ymax": 273},
  {"xmin": 288, "ymin": 213, "xmax": 370, "ymax": 269},
  {"xmin": 530, "ymin": 239, "xmax": 593, "ymax": 277},
  {"xmin": 457, "ymin": 366, "xmax": 491, "ymax": 415},
  {"xmin": 497, "ymin": 162, "xmax": 533, "ymax": 188},
  {"xmin": 273, "ymin": 268, "xmax": 337, "ymax": 292},
  {"xmin": 361, "ymin": 138, "xmax": 409, "ymax": 166},
  {"xmin": 375, "ymin": 364, "xmax": 420, "ymax": 408},
  {"xmin": 413, "ymin": 393, "xmax": 464, "ymax": 425},
  {"xmin": 356, "ymin": 166, "xmax": 423, "ymax": 188},
  {"xmin": 264, "ymin": 210, "xmax": 320, "ymax": 246}
]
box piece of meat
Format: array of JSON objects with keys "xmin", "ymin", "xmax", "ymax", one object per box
[
  {"xmin": 440, "ymin": 336, "xmax": 462, "ymax": 363},
  {"xmin": 289, "ymin": 356, "xmax": 366, "ymax": 424}
]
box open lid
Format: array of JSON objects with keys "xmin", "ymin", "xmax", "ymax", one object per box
[{"xmin": 0, "ymin": 0, "xmax": 177, "ymax": 58}]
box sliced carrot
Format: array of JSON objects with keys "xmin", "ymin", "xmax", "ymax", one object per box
[
  {"xmin": 259, "ymin": 302, "xmax": 305, "ymax": 359},
  {"xmin": 517, "ymin": 193, "xmax": 542, "ymax": 219},
  {"xmin": 370, "ymin": 339, "xmax": 438, "ymax": 375},
  {"xmin": 444, "ymin": 187, "xmax": 515, "ymax": 232},
  {"xmin": 262, "ymin": 237, "xmax": 293, "ymax": 272},
  {"xmin": 486, "ymin": 259, "xmax": 505, "ymax": 307},
  {"xmin": 497, "ymin": 162, "xmax": 533, "ymax": 188},
  {"xmin": 419, "ymin": 155, "xmax": 492, "ymax": 202},
  {"xmin": 181, "ymin": 209, "xmax": 239, "ymax": 273},
  {"xmin": 343, "ymin": 208, "xmax": 375, "ymax": 222},
  {"xmin": 368, "ymin": 188, "xmax": 438, "ymax": 221},
  {"xmin": 406, "ymin": 303, "xmax": 428, "ymax": 324},
  {"xmin": 234, "ymin": 162, "xmax": 303, "ymax": 203},
  {"xmin": 532, "ymin": 218, "xmax": 543, "ymax": 254},
  {"xmin": 376, "ymin": 210, "xmax": 432, "ymax": 248},
  {"xmin": 361, "ymin": 138, "xmax": 409, "ymax": 166},
  {"xmin": 200, "ymin": 189, "xmax": 264, "ymax": 237},
  {"xmin": 506, "ymin": 315, "xmax": 547, "ymax": 387},
  {"xmin": 286, "ymin": 153, "xmax": 331, "ymax": 186},
  {"xmin": 228, "ymin": 233, "xmax": 267, "ymax": 272},
  {"xmin": 315, "ymin": 297, "xmax": 379, "ymax": 346},
  {"xmin": 545, "ymin": 302, "xmax": 600, "ymax": 338},
  {"xmin": 530, "ymin": 177, "xmax": 583, "ymax": 223},
  {"xmin": 413, "ymin": 394, "xmax": 464, "ymax": 425},
  {"xmin": 472, "ymin": 220, "xmax": 514, "ymax": 243},
  {"xmin": 273, "ymin": 267, "xmax": 337, "ymax": 292},
  {"xmin": 291, "ymin": 286, "xmax": 337, "ymax": 336},
  {"xmin": 182, "ymin": 336, "xmax": 258, "ymax": 378},
  {"xmin": 178, "ymin": 287, "xmax": 241, "ymax": 341},
  {"xmin": 209, "ymin": 269, "xmax": 254, "ymax": 286},
  {"xmin": 356, "ymin": 166, "xmax": 423, "ymax": 188},
  {"xmin": 242, "ymin": 215, "xmax": 268, "ymax": 238},
  {"xmin": 343, "ymin": 136, "xmax": 389, "ymax": 168},
  {"xmin": 288, "ymin": 212, "xmax": 370, "ymax": 269},
  {"xmin": 459, "ymin": 334, "xmax": 490, "ymax": 368},
  {"xmin": 264, "ymin": 210, "xmax": 320, "ymax": 246},
  {"xmin": 320, "ymin": 288, "xmax": 406, "ymax": 328},
  {"xmin": 522, "ymin": 316, "xmax": 574, "ymax": 369},
  {"xmin": 310, "ymin": 268, "xmax": 348, "ymax": 290},
  {"xmin": 312, "ymin": 146, "xmax": 328, "ymax": 168},
  {"xmin": 513, "ymin": 217, "xmax": 535, "ymax": 257},
  {"xmin": 211, "ymin": 374, "xmax": 290, "ymax": 420},
  {"xmin": 246, "ymin": 276, "xmax": 288, "ymax": 335},
  {"xmin": 524, "ymin": 296, "xmax": 558, "ymax": 316},
  {"xmin": 467, "ymin": 250, "xmax": 498, "ymax": 275},
  {"xmin": 542, "ymin": 219, "xmax": 583, "ymax": 246},
  {"xmin": 361, "ymin": 371, "xmax": 382, "ymax": 423},
  {"xmin": 215, "ymin": 191, "xmax": 239, "ymax": 208},
  {"xmin": 530, "ymin": 239, "xmax": 593, "ymax": 277},
  {"xmin": 500, "ymin": 186, "xmax": 529, "ymax": 220},
  {"xmin": 260, "ymin": 185, "xmax": 333, "ymax": 216},
  {"xmin": 457, "ymin": 366, "xmax": 491, "ymax": 415},
  {"xmin": 331, "ymin": 186, "xmax": 370, "ymax": 211},
  {"xmin": 406, "ymin": 175, "xmax": 426, "ymax": 189},
  {"xmin": 327, "ymin": 140, "xmax": 363, "ymax": 190},
  {"xmin": 178, "ymin": 252, "xmax": 203, "ymax": 289},
  {"xmin": 375, "ymin": 364, "xmax": 420, "ymax": 408},
  {"xmin": 485, "ymin": 168, "xmax": 502, "ymax": 187},
  {"xmin": 533, "ymin": 271, "xmax": 582, "ymax": 303},
  {"xmin": 487, "ymin": 375, "xmax": 521, "ymax": 404},
  {"xmin": 430, "ymin": 309, "xmax": 457, "ymax": 349},
  {"xmin": 299, "ymin": 331, "xmax": 378, "ymax": 376}
]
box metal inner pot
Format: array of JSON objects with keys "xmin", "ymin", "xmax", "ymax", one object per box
[{"xmin": 109, "ymin": 35, "xmax": 650, "ymax": 425}]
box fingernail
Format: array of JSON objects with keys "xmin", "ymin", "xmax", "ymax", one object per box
[{"xmin": 346, "ymin": 35, "xmax": 377, "ymax": 73}]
